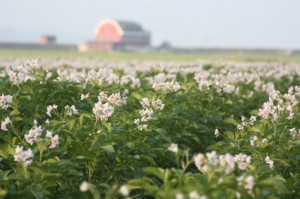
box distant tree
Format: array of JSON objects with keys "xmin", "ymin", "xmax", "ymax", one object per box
[{"xmin": 159, "ymin": 41, "xmax": 172, "ymax": 50}]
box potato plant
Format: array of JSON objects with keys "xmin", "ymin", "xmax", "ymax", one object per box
[{"xmin": 0, "ymin": 59, "xmax": 299, "ymax": 198}]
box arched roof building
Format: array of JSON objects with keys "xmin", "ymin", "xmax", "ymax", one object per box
[{"xmin": 79, "ymin": 19, "xmax": 151, "ymax": 51}]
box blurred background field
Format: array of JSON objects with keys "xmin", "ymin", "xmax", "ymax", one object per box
[{"xmin": 1, "ymin": 49, "xmax": 300, "ymax": 63}]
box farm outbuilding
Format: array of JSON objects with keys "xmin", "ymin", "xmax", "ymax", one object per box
[
  {"xmin": 78, "ymin": 19, "xmax": 151, "ymax": 52},
  {"xmin": 40, "ymin": 35, "xmax": 56, "ymax": 45}
]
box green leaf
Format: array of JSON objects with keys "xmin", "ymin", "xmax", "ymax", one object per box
[
  {"xmin": 10, "ymin": 109, "xmax": 20, "ymax": 116},
  {"xmin": 30, "ymin": 167, "xmax": 41, "ymax": 175},
  {"xmin": 126, "ymin": 179, "xmax": 144, "ymax": 189},
  {"xmin": 51, "ymin": 120, "xmax": 66, "ymax": 127},
  {"xmin": 154, "ymin": 128, "xmax": 168, "ymax": 134},
  {"xmin": 0, "ymin": 189, "xmax": 7, "ymax": 197},
  {"xmin": 273, "ymin": 158, "xmax": 290, "ymax": 167},
  {"xmin": 22, "ymin": 85, "xmax": 34, "ymax": 94},
  {"xmin": 162, "ymin": 169, "xmax": 172, "ymax": 183},
  {"xmin": 42, "ymin": 158, "xmax": 60, "ymax": 165},
  {"xmin": 0, "ymin": 144, "xmax": 14, "ymax": 158},
  {"xmin": 259, "ymin": 176, "xmax": 288, "ymax": 193},
  {"xmin": 248, "ymin": 127, "xmax": 261, "ymax": 133},
  {"xmin": 143, "ymin": 167, "xmax": 165, "ymax": 180},
  {"xmin": 225, "ymin": 99, "xmax": 233, "ymax": 105},
  {"xmin": 224, "ymin": 131, "xmax": 235, "ymax": 139},
  {"xmin": 140, "ymin": 155, "xmax": 155, "ymax": 165},
  {"xmin": 207, "ymin": 141, "xmax": 229, "ymax": 151},
  {"xmin": 102, "ymin": 121, "xmax": 111, "ymax": 131},
  {"xmin": 79, "ymin": 113, "xmax": 90, "ymax": 126},
  {"xmin": 99, "ymin": 183, "xmax": 112, "ymax": 192},
  {"xmin": 131, "ymin": 92, "xmax": 142, "ymax": 100},
  {"xmin": 250, "ymin": 110, "xmax": 259, "ymax": 115},
  {"xmin": 127, "ymin": 178, "xmax": 158, "ymax": 192},
  {"xmin": 225, "ymin": 118, "xmax": 238, "ymax": 126},
  {"xmin": 69, "ymin": 119, "xmax": 75, "ymax": 130}
]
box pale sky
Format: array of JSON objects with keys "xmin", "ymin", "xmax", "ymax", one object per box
[{"xmin": 1, "ymin": 0, "xmax": 299, "ymax": 49}]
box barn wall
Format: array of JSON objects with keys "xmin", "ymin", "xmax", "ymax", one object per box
[
  {"xmin": 121, "ymin": 35, "xmax": 150, "ymax": 47},
  {"xmin": 78, "ymin": 42, "xmax": 114, "ymax": 52},
  {"xmin": 95, "ymin": 23, "xmax": 122, "ymax": 42}
]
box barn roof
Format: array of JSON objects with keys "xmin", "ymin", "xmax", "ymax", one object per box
[
  {"xmin": 116, "ymin": 20, "xmax": 143, "ymax": 32},
  {"xmin": 94, "ymin": 19, "xmax": 148, "ymax": 37}
]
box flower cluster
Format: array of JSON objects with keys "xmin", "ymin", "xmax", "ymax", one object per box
[
  {"xmin": 46, "ymin": 104, "xmax": 58, "ymax": 117},
  {"xmin": 259, "ymin": 89, "xmax": 298, "ymax": 122},
  {"xmin": 194, "ymin": 151, "xmax": 234, "ymax": 174},
  {"xmin": 0, "ymin": 94, "xmax": 13, "ymax": 110},
  {"xmin": 194, "ymin": 72, "xmax": 211, "ymax": 91},
  {"xmin": 93, "ymin": 91, "xmax": 126, "ymax": 121},
  {"xmin": 24, "ymin": 121, "xmax": 59, "ymax": 149},
  {"xmin": 194, "ymin": 151, "xmax": 251, "ymax": 174},
  {"xmin": 1, "ymin": 117, "xmax": 11, "ymax": 131},
  {"xmin": 56, "ymin": 66, "xmax": 132, "ymax": 86},
  {"xmin": 120, "ymin": 75, "xmax": 141, "ymax": 88},
  {"xmin": 134, "ymin": 98, "xmax": 165, "ymax": 130},
  {"xmin": 146, "ymin": 72, "xmax": 176, "ymax": 85},
  {"xmin": 152, "ymin": 81, "xmax": 180, "ymax": 93},
  {"xmin": 7, "ymin": 59, "xmax": 37, "ymax": 86},
  {"xmin": 289, "ymin": 128, "xmax": 300, "ymax": 139},
  {"xmin": 14, "ymin": 145, "xmax": 34, "ymax": 167},
  {"xmin": 65, "ymin": 105, "xmax": 79, "ymax": 116},
  {"xmin": 194, "ymin": 72, "xmax": 239, "ymax": 94},
  {"xmin": 80, "ymin": 93, "xmax": 89, "ymax": 100},
  {"xmin": 93, "ymin": 102, "xmax": 114, "ymax": 121},
  {"xmin": 46, "ymin": 131, "xmax": 60, "ymax": 149},
  {"xmin": 237, "ymin": 175, "xmax": 255, "ymax": 194},
  {"xmin": 214, "ymin": 129, "xmax": 220, "ymax": 137},
  {"xmin": 265, "ymin": 155, "xmax": 274, "ymax": 169},
  {"xmin": 139, "ymin": 109, "xmax": 153, "ymax": 122},
  {"xmin": 108, "ymin": 92, "xmax": 127, "ymax": 106},
  {"xmin": 249, "ymin": 135, "xmax": 268, "ymax": 146},
  {"xmin": 234, "ymin": 153, "xmax": 252, "ymax": 170},
  {"xmin": 25, "ymin": 125, "xmax": 43, "ymax": 145},
  {"xmin": 237, "ymin": 115, "xmax": 256, "ymax": 131}
]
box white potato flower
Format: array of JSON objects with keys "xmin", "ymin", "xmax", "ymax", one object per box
[
  {"xmin": 168, "ymin": 143, "xmax": 178, "ymax": 153},
  {"xmin": 80, "ymin": 181, "xmax": 90, "ymax": 192},
  {"xmin": 1, "ymin": 117, "xmax": 11, "ymax": 131},
  {"xmin": 119, "ymin": 185, "xmax": 130, "ymax": 196}
]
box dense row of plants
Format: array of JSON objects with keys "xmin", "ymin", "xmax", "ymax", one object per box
[{"xmin": 0, "ymin": 59, "xmax": 299, "ymax": 198}]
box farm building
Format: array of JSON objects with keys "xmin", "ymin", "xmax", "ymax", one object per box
[
  {"xmin": 40, "ymin": 35, "xmax": 56, "ymax": 45},
  {"xmin": 78, "ymin": 19, "xmax": 151, "ymax": 51}
]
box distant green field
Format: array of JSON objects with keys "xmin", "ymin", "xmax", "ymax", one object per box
[{"xmin": 0, "ymin": 49, "xmax": 300, "ymax": 63}]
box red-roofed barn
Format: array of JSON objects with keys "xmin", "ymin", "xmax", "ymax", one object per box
[{"xmin": 79, "ymin": 19, "xmax": 151, "ymax": 51}]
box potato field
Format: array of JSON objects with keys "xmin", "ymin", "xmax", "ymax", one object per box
[{"xmin": 0, "ymin": 58, "xmax": 299, "ymax": 199}]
